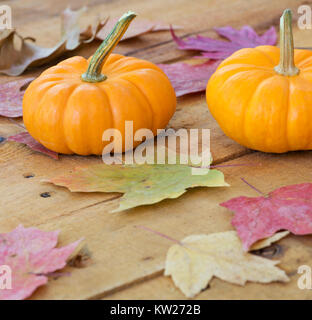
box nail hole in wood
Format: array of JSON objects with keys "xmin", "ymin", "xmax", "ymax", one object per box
[
  {"xmin": 23, "ymin": 173, "xmax": 35, "ymax": 178},
  {"xmin": 40, "ymin": 192, "xmax": 51, "ymax": 198}
]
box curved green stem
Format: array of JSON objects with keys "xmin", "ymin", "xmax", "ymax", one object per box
[
  {"xmin": 81, "ymin": 11, "xmax": 137, "ymax": 83},
  {"xmin": 274, "ymin": 9, "xmax": 299, "ymax": 76}
]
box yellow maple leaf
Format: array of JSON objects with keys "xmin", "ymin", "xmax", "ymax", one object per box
[
  {"xmin": 165, "ymin": 231, "xmax": 289, "ymax": 298},
  {"xmin": 250, "ymin": 231, "xmax": 290, "ymax": 251}
]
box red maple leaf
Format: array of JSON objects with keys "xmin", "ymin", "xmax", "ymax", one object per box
[
  {"xmin": 171, "ymin": 25, "xmax": 277, "ymax": 60},
  {"xmin": 220, "ymin": 183, "xmax": 312, "ymax": 251},
  {"xmin": 158, "ymin": 60, "xmax": 220, "ymax": 97},
  {"xmin": 0, "ymin": 78, "xmax": 34, "ymax": 118},
  {"xmin": 0, "ymin": 225, "xmax": 81, "ymax": 300},
  {"xmin": 8, "ymin": 132, "xmax": 58, "ymax": 160}
]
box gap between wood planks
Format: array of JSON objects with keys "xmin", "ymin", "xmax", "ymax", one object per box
[{"xmin": 89, "ymin": 269, "xmax": 164, "ymax": 300}]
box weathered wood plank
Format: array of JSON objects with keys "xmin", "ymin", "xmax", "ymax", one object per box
[
  {"xmin": 1, "ymin": 0, "xmax": 312, "ymax": 300},
  {"xmin": 104, "ymin": 235, "xmax": 312, "ymax": 300},
  {"xmin": 21, "ymin": 151, "xmax": 312, "ymax": 299},
  {"xmin": 0, "ymin": 89, "xmax": 249, "ymax": 230}
]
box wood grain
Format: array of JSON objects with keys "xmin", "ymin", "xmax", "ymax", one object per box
[
  {"xmin": 26, "ymin": 151, "xmax": 312, "ymax": 299},
  {"xmin": 0, "ymin": 0, "xmax": 311, "ymax": 300}
]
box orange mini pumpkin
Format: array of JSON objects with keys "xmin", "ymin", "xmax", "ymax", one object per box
[
  {"xmin": 23, "ymin": 11, "xmax": 176, "ymax": 155},
  {"xmin": 206, "ymin": 9, "xmax": 312, "ymax": 153}
]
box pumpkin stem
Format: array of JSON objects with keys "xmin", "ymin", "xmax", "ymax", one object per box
[
  {"xmin": 81, "ymin": 11, "xmax": 137, "ymax": 83},
  {"xmin": 274, "ymin": 9, "xmax": 299, "ymax": 76}
]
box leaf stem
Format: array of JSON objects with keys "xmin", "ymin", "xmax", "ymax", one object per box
[
  {"xmin": 241, "ymin": 178, "xmax": 266, "ymax": 196},
  {"xmin": 135, "ymin": 225, "xmax": 181, "ymax": 245}
]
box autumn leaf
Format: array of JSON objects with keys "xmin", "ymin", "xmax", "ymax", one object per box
[
  {"xmin": 0, "ymin": 7, "xmax": 104, "ymax": 76},
  {"xmin": 8, "ymin": 132, "xmax": 58, "ymax": 159},
  {"xmin": 220, "ymin": 183, "xmax": 312, "ymax": 251},
  {"xmin": 165, "ymin": 231, "xmax": 289, "ymax": 298},
  {"xmin": 0, "ymin": 225, "xmax": 82, "ymax": 300},
  {"xmin": 158, "ymin": 60, "xmax": 220, "ymax": 97},
  {"xmin": 160, "ymin": 25, "xmax": 276, "ymax": 97},
  {"xmin": 251, "ymin": 231, "xmax": 290, "ymax": 251},
  {"xmin": 96, "ymin": 18, "xmax": 181, "ymax": 41},
  {"xmin": 0, "ymin": 78, "xmax": 34, "ymax": 117},
  {"xmin": 171, "ymin": 25, "xmax": 277, "ymax": 59},
  {"xmin": 0, "ymin": 7, "xmax": 180, "ymax": 76},
  {"xmin": 44, "ymin": 161, "xmax": 227, "ymax": 212}
]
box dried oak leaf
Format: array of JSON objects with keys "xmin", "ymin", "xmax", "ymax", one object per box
[
  {"xmin": 0, "ymin": 6, "xmax": 103, "ymax": 76},
  {"xmin": 96, "ymin": 18, "xmax": 181, "ymax": 41},
  {"xmin": 0, "ymin": 225, "xmax": 81, "ymax": 300},
  {"xmin": 165, "ymin": 231, "xmax": 289, "ymax": 298},
  {"xmin": 44, "ymin": 162, "xmax": 228, "ymax": 212},
  {"xmin": 8, "ymin": 132, "xmax": 58, "ymax": 159},
  {"xmin": 0, "ymin": 78, "xmax": 34, "ymax": 117},
  {"xmin": 171, "ymin": 25, "xmax": 277, "ymax": 60},
  {"xmin": 158, "ymin": 60, "xmax": 220, "ymax": 97},
  {"xmin": 221, "ymin": 183, "xmax": 312, "ymax": 251}
]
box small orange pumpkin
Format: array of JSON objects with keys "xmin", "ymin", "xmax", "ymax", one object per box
[
  {"xmin": 23, "ymin": 11, "xmax": 176, "ymax": 155},
  {"xmin": 206, "ymin": 9, "xmax": 312, "ymax": 153}
]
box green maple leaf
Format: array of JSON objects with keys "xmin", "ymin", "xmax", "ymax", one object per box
[{"xmin": 45, "ymin": 162, "xmax": 228, "ymax": 212}]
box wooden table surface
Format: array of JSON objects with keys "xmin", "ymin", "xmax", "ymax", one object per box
[{"xmin": 1, "ymin": 0, "xmax": 312, "ymax": 300}]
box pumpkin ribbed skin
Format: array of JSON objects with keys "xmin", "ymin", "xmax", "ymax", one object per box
[
  {"xmin": 206, "ymin": 45, "xmax": 312, "ymax": 153},
  {"xmin": 23, "ymin": 54, "xmax": 176, "ymax": 155}
]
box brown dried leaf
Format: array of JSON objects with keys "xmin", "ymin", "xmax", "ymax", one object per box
[
  {"xmin": 0, "ymin": 7, "xmax": 104, "ymax": 76},
  {"xmin": 96, "ymin": 18, "xmax": 181, "ymax": 41}
]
